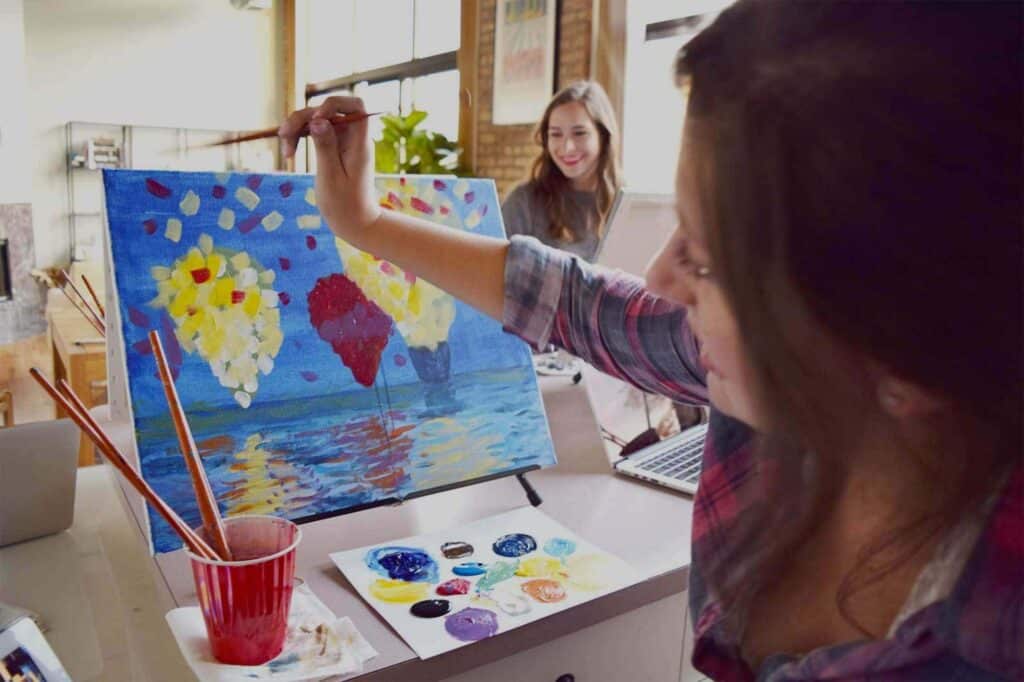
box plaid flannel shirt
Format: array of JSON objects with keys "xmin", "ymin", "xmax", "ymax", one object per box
[{"xmin": 502, "ymin": 236, "xmax": 1023, "ymax": 681}]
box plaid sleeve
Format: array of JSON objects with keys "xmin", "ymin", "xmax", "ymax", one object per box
[{"xmin": 503, "ymin": 236, "xmax": 709, "ymax": 405}]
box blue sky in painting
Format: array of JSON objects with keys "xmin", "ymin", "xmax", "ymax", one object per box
[{"xmin": 104, "ymin": 171, "xmax": 533, "ymax": 419}]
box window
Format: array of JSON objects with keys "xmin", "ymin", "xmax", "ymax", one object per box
[
  {"xmin": 302, "ymin": 0, "xmax": 461, "ymax": 169},
  {"xmin": 623, "ymin": 0, "xmax": 734, "ymax": 192}
]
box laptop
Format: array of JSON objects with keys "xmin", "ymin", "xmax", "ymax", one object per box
[
  {"xmin": 0, "ymin": 419, "xmax": 79, "ymax": 547},
  {"xmin": 588, "ymin": 190, "xmax": 708, "ymax": 495}
]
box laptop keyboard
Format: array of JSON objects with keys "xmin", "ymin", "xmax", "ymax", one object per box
[{"xmin": 634, "ymin": 432, "xmax": 705, "ymax": 483}]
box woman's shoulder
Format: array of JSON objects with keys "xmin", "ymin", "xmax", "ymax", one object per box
[{"xmin": 504, "ymin": 180, "xmax": 541, "ymax": 205}]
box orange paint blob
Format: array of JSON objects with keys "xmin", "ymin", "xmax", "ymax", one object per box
[{"xmin": 521, "ymin": 579, "xmax": 566, "ymax": 603}]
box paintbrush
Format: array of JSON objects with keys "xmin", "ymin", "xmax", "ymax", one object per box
[
  {"xmin": 149, "ymin": 330, "xmax": 233, "ymax": 561},
  {"xmin": 29, "ymin": 368, "xmax": 218, "ymax": 559},
  {"xmin": 201, "ymin": 111, "xmax": 382, "ymax": 148},
  {"xmin": 57, "ymin": 270, "xmax": 105, "ymax": 337}
]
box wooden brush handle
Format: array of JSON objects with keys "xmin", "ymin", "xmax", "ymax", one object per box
[
  {"xmin": 148, "ymin": 331, "xmax": 233, "ymax": 561},
  {"xmin": 29, "ymin": 368, "xmax": 217, "ymax": 559}
]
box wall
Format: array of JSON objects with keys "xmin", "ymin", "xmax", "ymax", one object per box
[
  {"xmin": 475, "ymin": 0, "xmax": 593, "ymax": 198},
  {"xmin": 24, "ymin": 0, "xmax": 283, "ymax": 268},
  {"xmin": 0, "ymin": 0, "xmax": 31, "ymax": 204}
]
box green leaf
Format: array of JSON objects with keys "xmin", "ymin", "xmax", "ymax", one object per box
[
  {"xmin": 374, "ymin": 140, "xmax": 399, "ymax": 173},
  {"xmin": 403, "ymin": 110, "xmax": 428, "ymax": 132}
]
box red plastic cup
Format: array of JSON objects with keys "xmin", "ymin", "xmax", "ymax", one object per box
[{"xmin": 186, "ymin": 515, "xmax": 302, "ymax": 665}]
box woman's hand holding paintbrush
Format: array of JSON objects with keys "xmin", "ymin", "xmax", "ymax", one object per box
[{"xmin": 203, "ymin": 110, "xmax": 381, "ymax": 147}]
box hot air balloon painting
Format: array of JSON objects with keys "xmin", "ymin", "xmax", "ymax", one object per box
[{"xmin": 103, "ymin": 170, "xmax": 556, "ymax": 554}]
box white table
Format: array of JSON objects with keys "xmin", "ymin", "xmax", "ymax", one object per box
[{"xmin": 2, "ymin": 376, "xmax": 702, "ymax": 681}]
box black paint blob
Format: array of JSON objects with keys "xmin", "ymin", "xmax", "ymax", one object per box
[{"xmin": 410, "ymin": 599, "xmax": 451, "ymax": 619}]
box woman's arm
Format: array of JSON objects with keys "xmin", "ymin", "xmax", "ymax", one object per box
[
  {"xmin": 505, "ymin": 237, "xmax": 709, "ymax": 405},
  {"xmin": 281, "ymin": 97, "xmax": 707, "ymax": 403},
  {"xmin": 280, "ymin": 96, "xmax": 508, "ymax": 321}
]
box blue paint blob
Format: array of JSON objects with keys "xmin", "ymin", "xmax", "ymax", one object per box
[
  {"xmin": 452, "ymin": 561, "xmax": 488, "ymax": 576},
  {"xmin": 365, "ymin": 546, "xmax": 439, "ymax": 583},
  {"xmin": 543, "ymin": 537, "xmax": 577, "ymax": 559},
  {"xmin": 492, "ymin": 533, "xmax": 537, "ymax": 558}
]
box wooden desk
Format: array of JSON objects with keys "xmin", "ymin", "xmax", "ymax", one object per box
[
  {"xmin": 2, "ymin": 380, "xmax": 703, "ymax": 681},
  {"xmin": 46, "ymin": 304, "xmax": 106, "ymax": 465},
  {"xmin": 106, "ymin": 376, "xmax": 699, "ymax": 681}
]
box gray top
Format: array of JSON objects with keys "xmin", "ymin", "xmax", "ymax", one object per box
[{"xmin": 501, "ymin": 180, "xmax": 601, "ymax": 261}]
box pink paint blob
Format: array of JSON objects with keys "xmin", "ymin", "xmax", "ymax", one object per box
[
  {"xmin": 410, "ymin": 197, "xmax": 434, "ymax": 214},
  {"xmin": 436, "ymin": 578, "xmax": 470, "ymax": 596}
]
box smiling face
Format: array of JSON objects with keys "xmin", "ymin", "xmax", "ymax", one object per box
[
  {"xmin": 546, "ymin": 101, "xmax": 603, "ymax": 190},
  {"xmin": 645, "ymin": 127, "xmax": 762, "ymax": 427}
]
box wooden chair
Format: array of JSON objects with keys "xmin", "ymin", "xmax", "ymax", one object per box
[{"xmin": 0, "ymin": 388, "xmax": 12, "ymax": 428}]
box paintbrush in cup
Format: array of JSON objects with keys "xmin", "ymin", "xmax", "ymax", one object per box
[
  {"xmin": 148, "ymin": 330, "xmax": 233, "ymax": 561},
  {"xmin": 199, "ymin": 111, "xmax": 382, "ymax": 147},
  {"xmin": 81, "ymin": 274, "xmax": 105, "ymax": 318},
  {"xmin": 29, "ymin": 368, "xmax": 218, "ymax": 559}
]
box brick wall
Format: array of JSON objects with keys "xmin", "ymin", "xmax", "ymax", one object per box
[{"xmin": 475, "ymin": 0, "xmax": 593, "ymax": 198}]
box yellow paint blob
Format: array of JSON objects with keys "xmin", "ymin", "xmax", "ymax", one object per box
[
  {"xmin": 165, "ymin": 218, "xmax": 182, "ymax": 243},
  {"xmin": 218, "ymin": 208, "xmax": 235, "ymax": 230},
  {"xmin": 179, "ymin": 189, "xmax": 200, "ymax": 216},
  {"xmin": 516, "ymin": 556, "xmax": 565, "ymax": 579},
  {"xmin": 262, "ymin": 211, "xmax": 283, "ymax": 232},
  {"xmin": 235, "ymin": 186, "xmax": 260, "ymax": 210},
  {"xmin": 565, "ymin": 554, "xmax": 616, "ymax": 592},
  {"xmin": 369, "ymin": 579, "xmax": 430, "ymax": 604}
]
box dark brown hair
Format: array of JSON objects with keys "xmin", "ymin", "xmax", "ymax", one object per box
[
  {"xmin": 676, "ymin": 1, "xmax": 1021, "ymax": 635},
  {"xmin": 529, "ymin": 80, "xmax": 622, "ymax": 242}
]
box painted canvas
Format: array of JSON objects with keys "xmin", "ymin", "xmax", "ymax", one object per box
[
  {"xmin": 329, "ymin": 506, "xmax": 642, "ymax": 659},
  {"xmin": 103, "ymin": 170, "xmax": 557, "ymax": 554}
]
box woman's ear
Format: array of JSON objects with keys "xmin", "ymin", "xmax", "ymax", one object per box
[{"xmin": 876, "ymin": 376, "xmax": 947, "ymax": 418}]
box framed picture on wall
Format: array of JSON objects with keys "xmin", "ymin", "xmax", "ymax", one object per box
[{"xmin": 492, "ymin": 0, "xmax": 559, "ymax": 125}]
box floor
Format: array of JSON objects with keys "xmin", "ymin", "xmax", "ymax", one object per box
[{"xmin": 2, "ymin": 333, "xmax": 56, "ymax": 426}]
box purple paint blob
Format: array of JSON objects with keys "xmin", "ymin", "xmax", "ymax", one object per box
[
  {"xmin": 279, "ymin": 181, "xmax": 293, "ymax": 198},
  {"xmin": 279, "ymin": 257, "xmax": 291, "ymax": 270},
  {"xmin": 143, "ymin": 219, "xmax": 157, "ymax": 235},
  {"xmin": 246, "ymin": 175, "xmax": 263, "ymax": 190},
  {"xmin": 480, "ymin": 203, "xmax": 488, "ymax": 217},
  {"xmin": 278, "ymin": 291, "xmax": 291, "ymax": 305},
  {"xmin": 212, "ymin": 185, "xmax": 226, "ymax": 199},
  {"xmin": 463, "ymin": 191, "xmax": 475, "ymax": 204},
  {"xmin": 433, "ymin": 179, "xmax": 447, "ymax": 191},
  {"xmin": 127, "ymin": 307, "xmax": 150, "ymax": 327},
  {"xmin": 394, "ymin": 354, "xmax": 407, "ymax": 367},
  {"xmin": 132, "ymin": 339, "xmax": 152, "ymax": 356},
  {"xmin": 300, "ymin": 371, "xmax": 318, "ymax": 382},
  {"xmin": 444, "ymin": 608, "xmax": 499, "ymax": 642},
  {"xmin": 145, "ymin": 178, "xmax": 172, "ymax": 198},
  {"xmin": 238, "ymin": 213, "xmax": 264, "ymax": 234},
  {"xmin": 492, "ymin": 533, "xmax": 537, "ymax": 558},
  {"xmin": 306, "ymin": 235, "xmax": 317, "ymax": 250}
]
